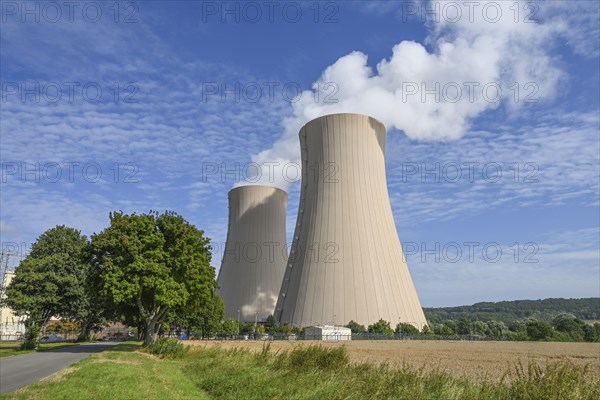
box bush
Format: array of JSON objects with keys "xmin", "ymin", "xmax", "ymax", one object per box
[
  {"xmin": 396, "ymin": 323, "xmax": 419, "ymax": 335},
  {"xmin": 368, "ymin": 319, "xmax": 394, "ymax": 335},
  {"xmin": 146, "ymin": 337, "xmax": 188, "ymax": 358}
]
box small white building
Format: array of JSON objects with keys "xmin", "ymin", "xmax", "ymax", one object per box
[{"xmin": 304, "ymin": 325, "xmax": 351, "ymax": 341}]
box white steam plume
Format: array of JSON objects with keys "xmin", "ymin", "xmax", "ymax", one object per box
[{"xmin": 244, "ymin": 1, "xmax": 590, "ymax": 190}]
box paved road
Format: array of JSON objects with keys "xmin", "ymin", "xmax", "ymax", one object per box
[{"xmin": 0, "ymin": 342, "xmax": 117, "ymax": 394}]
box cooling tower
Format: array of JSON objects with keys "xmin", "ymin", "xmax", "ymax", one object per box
[
  {"xmin": 217, "ymin": 185, "xmax": 288, "ymax": 322},
  {"xmin": 275, "ymin": 113, "xmax": 427, "ymax": 329}
]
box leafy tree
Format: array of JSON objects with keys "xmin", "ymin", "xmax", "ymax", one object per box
[
  {"xmin": 472, "ymin": 320, "xmax": 492, "ymax": 336},
  {"xmin": 91, "ymin": 211, "xmax": 218, "ymax": 346},
  {"xmin": 396, "ymin": 323, "xmax": 419, "ymax": 335},
  {"xmin": 456, "ymin": 318, "xmax": 472, "ymax": 335},
  {"xmin": 583, "ymin": 323, "xmax": 600, "ymax": 343},
  {"xmin": 221, "ymin": 318, "xmax": 239, "ymax": 336},
  {"xmin": 76, "ymin": 248, "xmax": 109, "ymax": 341},
  {"xmin": 487, "ymin": 320, "xmax": 507, "ymax": 337},
  {"xmin": 239, "ymin": 321, "xmax": 256, "ymax": 335},
  {"xmin": 256, "ymin": 324, "xmax": 266, "ymax": 338},
  {"xmin": 166, "ymin": 293, "xmax": 224, "ymax": 339},
  {"xmin": 281, "ymin": 323, "xmax": 293, "ymax": 336},
  {"xmin": 345, "ymin": 320, "xmax": 366, "ymax": 334},
  {"xmin": 509, "ymin": 319, "xmax": 529, "ymax": 333},
  {"xmin": 526, "ymin": 320, "xmax": 553, "ymax": 341},
  {"xmin": 195, "ymin": 294, "xmax": 224, "ymax": 338},
  {"xmin": 6, "ymin": 226, "xmax": 89, "ymax": 349},
  {"xmin": 443, "ymin": 320, "xmax": 457, "ymax": 334},
  {"xmin": 368, "ymin": 319, "xmax": 394, "ymax": 335},
  {"xmin": 421, "ymin": 324, "xmax": 433, "ymax": 335},
  {"xmin": 47, "ymin": 320, "xmax": 80, "ymax": 334},
  {"xmin": 552, "ymin": 314, "xmax": 585, "ymax": 341},
  {"xmin": 264, "ymin": 315, "xmax": 279, "ymax": 334}
]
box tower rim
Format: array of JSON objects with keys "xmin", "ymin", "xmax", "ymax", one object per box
[{"xmin": 299, "ymin": 113, "xmax": 386, "ymax": 135}]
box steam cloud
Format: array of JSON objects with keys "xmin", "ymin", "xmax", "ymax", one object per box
[{"xmin": 246, "ymin": 1, "xmax": 583, "ymax": 190}]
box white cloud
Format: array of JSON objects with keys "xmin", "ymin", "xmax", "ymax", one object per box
[{"xmin": 248, "ymin": 0, "xmax": 596, "ymax": 189}]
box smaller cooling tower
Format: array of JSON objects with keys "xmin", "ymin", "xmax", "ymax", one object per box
[{"xmin": 217, "ymin": 185, "xmax": 288, "ymax": 322}]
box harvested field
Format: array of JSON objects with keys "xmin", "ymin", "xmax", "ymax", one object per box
[{"xmin": 187, "ymin": 340, "xmax": 600, "ymax": 382}]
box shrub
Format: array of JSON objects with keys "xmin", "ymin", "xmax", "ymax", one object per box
[
  {"xmin": 368, "ymin": 319, "xmax": 394, "ymax": 335},
  {"xmin": 146, "ymin": 337, "xmax": 188, "ymax": 358},
  {"xmin": 396, "ymin": 323, "xmax": 419, "ymax": 335}
]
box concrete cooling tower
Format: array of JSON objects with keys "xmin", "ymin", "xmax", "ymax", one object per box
[
  {"xmin": 275, "ymin": 113, "xmax": 427, "ymax": 329},
  {"xmin": 217, "ymin": 185, "xmax": 288, "ymax": 322}
]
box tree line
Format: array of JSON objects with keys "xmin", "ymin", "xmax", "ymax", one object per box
[
  {"xmin": 343, "ymin": 316, "xmax": 600, "ymax": 342},
  {"xmin": 4, "ymin": 210, "xmax": 599, "ymax": 348},
  {"xmin": 424, "ymin": 298, "xmax": 599, "ymax": 325}
]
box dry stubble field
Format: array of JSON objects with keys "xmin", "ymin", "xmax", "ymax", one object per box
[{"xmin": 188, "ymin": 340, "xmax": 600, "ymax": 382}]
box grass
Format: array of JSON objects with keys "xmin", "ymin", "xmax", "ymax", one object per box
[
  {"xmin": 0, "ymin": 342, "xmax": 81, "ymax": 358},
  {"xmin": 2, "ymin": 342, "xmax": 206, "ymax": 400},
  {"xmin": 2, "ymin": 341, "xmax": 599, "ymax": 400}
]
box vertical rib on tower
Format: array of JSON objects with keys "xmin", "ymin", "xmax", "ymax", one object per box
[
  {"xmin": 275, "ymin": 113, "xmax": 427, "ymax": 329},
  {"xmin": 217, "ymin": 185, "xmax": 287, "ymax": 322}
]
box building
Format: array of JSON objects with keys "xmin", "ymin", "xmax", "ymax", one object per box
[
  {"xmin": 304, "ymin": 325, "xmax": 352, "ymax": 341},
  {"xmin": 275, "ymin": 113, "xmax": 428, "ymax": 329},
  {"xmin": 217, "ymin": 185, "xmax": 288, "ymax": 322},
  {"xmin": 0, "ymin": 272, "xmax": 25, "ymax": 340}
]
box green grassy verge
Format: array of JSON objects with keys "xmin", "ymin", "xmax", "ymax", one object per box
[
  {"xmin": 0, "ymin": 342, "xmax": 81, "ymax": 358},
  {"xmin": 3, "ymin": 342, "xmax": 599, "ymax": 400},
  {"xmin": 2, "ymin": 342, "xmax": 206, "ymax": 400}
]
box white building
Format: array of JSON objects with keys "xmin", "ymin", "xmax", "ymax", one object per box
[
  {"xmin": 0, "ymin": 272, "xmax": 25, "ymax": 340},
  {"xmin": 304, "ymin": 325, "xmax": 352, "ymax": 341}
]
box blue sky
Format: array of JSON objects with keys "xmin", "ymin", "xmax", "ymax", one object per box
[{"xmin": 1, "ymin": 1, "xmax": 598, "ymax": 307}]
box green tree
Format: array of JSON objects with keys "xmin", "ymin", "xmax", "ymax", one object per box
[
  {"xmin": 91, "ymin": 211, "xmax": 218, "ymax": 346},
  {"xmin": 239, "ymin": 321, "xmax": 256, "ymax": 335},
  {"xmin": 396, "ymin": 323, "xmax": 419, "ymax": 335},
  {"xmin": 264, "ymin": 315, "xmax": 279, "ymax": 334},
  {"xmin": 443, "ymin": 320, "xmax": 457, "ymax": 335},
  {"xmin": 552, "ymin": 314, "xmax": 586, "ymax": 341},
  {"xmin": 472, "ymin": 320, "xmax": 492, "ymax": 336},
  {"xmin": 221, "ymin": 318, "xmax": 239, "ymax": 336},
  {"xmin": 256, "ymin": 324, "xmax": 266, "ymax": 338},
  {"xmin": 368, "ymin": 319, "xmax": 394, "ymax": 335},
  {"xmin": 421, "ymin": 324, "xmax": 433, "ymax": 335},
  {"xmin": 345, "ymin": 320, "xmax": 366, "ymax": 334},
  {"xmin": 167, "ymin": 293, "xmax": 224, "ymax": 339},
  {"xmin": 583, "ymin": 322, "xmax": 600, "ymax": 343},
  {"xmin": 509, "ymin": 319, "xmax": 528, "ymax": 333},
  {"xmin": 456, "ymin": 318, "xmax": 472, "ymax": 335},
  {"xmin": 46, "ymin": 320, "xmax": 80, "ymax": 334},
  {"xmin": 487, "ymin": 320, "xmax": 507, "ymax": 337},
  {"xmin": 281, "ymin": 323, "xmax": 293, "ymax": 336},
  {"xmin": 6, "ymin": 226, "xmax": 89, "ymax": 349},
  {"xmin": 526, "ymin": 320, "xmax": 554, "ymax": 341}
]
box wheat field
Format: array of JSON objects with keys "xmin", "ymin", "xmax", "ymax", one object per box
[{"xmin": 187, "ymin": 340, "xmax": 600, "ymax": 382}]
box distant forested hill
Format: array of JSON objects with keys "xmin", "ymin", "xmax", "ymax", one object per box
[{"xmin": 424, "ymin": 298, "xmax": 600, "ymax": 325}]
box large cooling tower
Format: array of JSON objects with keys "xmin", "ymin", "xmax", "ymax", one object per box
[
  {"xmin": 275, "ymin": 113, "xmax": 427, "ymax": 329},
  {"xmin": 217, "ymin": 185, "xmax": 288, "ymax": 322}
]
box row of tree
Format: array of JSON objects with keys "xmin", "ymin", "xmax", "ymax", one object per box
[
  {"xmin": 4, "ymin": 211, "xmax": 599, "ymax": 348},
  {"xmin": 424, "ymin": 298, "xmax": 599, "ymax": 325},
  {"xmin": 342, "ymin": 315, "xmax": 600, "ymax": 342},
  {"xmin": 4, "ymin": 211, "xmax": 223, "ymax": 348}
]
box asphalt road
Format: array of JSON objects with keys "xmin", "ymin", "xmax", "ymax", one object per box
[{"xmin": 0, "ymin": 342, "xmax": 117, "ymax": 394}]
